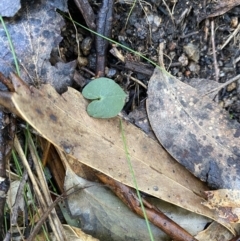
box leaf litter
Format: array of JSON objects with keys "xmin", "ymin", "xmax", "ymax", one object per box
[
  {"xmin": 1, "ymin": 0, "xmax": 240, "ymax": 236},
  {"xmin": 147, "ymin": 67, "xmax": 240, "ymax": 190},
  {"xmin": 0, "ymin": 73, "xmax": 237, "ymax": 232},
  {"xmin": 63, "ymin": 165, "xmax": 210, "ymax": 241}
]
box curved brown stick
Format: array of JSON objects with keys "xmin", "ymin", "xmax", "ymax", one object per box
[{"xmin": 96, "ymin": 172, "xmax": 199, "ymax": 241}]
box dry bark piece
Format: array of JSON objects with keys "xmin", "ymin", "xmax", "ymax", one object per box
[
  {"xmin": 125, "ymin": 60, "xmax": 154, "ymax": 76},
  {"xmin": 147, "ymin": 67, "xmax": 240, "ymax": 190},
  {"xmin": 0, "ymin": 73, "xmax": 236, "ymax": 232}
]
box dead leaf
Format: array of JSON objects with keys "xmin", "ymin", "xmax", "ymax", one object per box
[
  {"xmin": 186, "ymin": 78, "xmax": 223, "ymax": 100},
  {"xmin": 204, "ymin": 190, "xmax": 240, "ymax": 208},
  {"xmin": 0, "ymin": 0, "xmax": 75, "ymax": 93},
  {"xmin": 195, "ymin": 221, "xmax": 234, "ymax": 241},
  {"xmin": 147, "ymin": 67, "xmax": 240, "ymax": 191},
  {"xmin": 203, "ymin": 189, "xmax": 240, "ymax": 223},
  {"xmin": 6, "ymin": 180, "xmax": 24, "ymax": 212},
  {"xmin": 50, "ymin": 225, "xmax": 100, "ymax": 241},
  {"xmin": 196, "ymin": 0, "xmax": 240, "ymax": 22},
  {"xmin": 64, "ymin": 167, "xmax": 168, "ymax": 240},
  {"xmin": 0, "ymin": 0, "xmax": 21, "ymax": 17},
  {"xmin": 64, "ymin": 166, "xmax": 210, "ymax": 240},
  {"xmin": 1, "ymin": 73, "xmax": 237, "ymax": 233}
]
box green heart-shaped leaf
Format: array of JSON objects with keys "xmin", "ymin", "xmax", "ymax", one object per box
[{"xmin": 82, "ymin": 77, "xmax": 127, "ymax": 118}]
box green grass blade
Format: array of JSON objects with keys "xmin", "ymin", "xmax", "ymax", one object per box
[
  {"xmin": 120, "ymin": 119, "xmax": 155, "ymax": 241},
  {"xmin": 60, "ymin": 12, "xmax": 160, "ymax": 69},
  {"xmin": 0, "ymin": 15, "xmax": 20, "ymax": 75}
]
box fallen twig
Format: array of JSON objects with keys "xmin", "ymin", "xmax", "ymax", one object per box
[
  {"xmin": 73, "ymin": 0, "xmax": 96, "ymax": 30},
  {"xmin": 123, "ymin": 74, "xmax": 147, "ymax": 89},
  {"xmin": 221, "ymin": 23, "xmax": 240, "ymax": 50},
  {"xmin": 96, "ymin": 172, "xmax": 199, "ymax": 241},
  {"xmin": 211, "ymin": 19, "xmax": 219, "ymax": 82},
  {"xmin": 95, "ymin": 0, "xmax": 114, "ymax": 77}
]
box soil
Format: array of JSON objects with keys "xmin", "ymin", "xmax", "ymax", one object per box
[{"xmin": 61, "ymin": 0, "xmax": 240, "ymax": 121}]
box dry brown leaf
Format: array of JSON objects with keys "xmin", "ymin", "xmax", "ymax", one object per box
[
  {"xmin": 203, "ymin": 190, "xmax": 240, "ymax": 223},
  {"xmin": 147, "ymin": 67, "xmax": 240, "ymax": 191},
  {"xmin": 195, "ymin": 221, "xmax": 234, "ymax": 241},
  {"xmin": 205, "ymin": 190, "xmax": 240, "ymax": 208},
  {"xmin": 0, "ymin": 73, "xmax": 237, "ymax": 233}
]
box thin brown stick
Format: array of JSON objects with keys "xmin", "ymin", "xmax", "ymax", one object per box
[
  {"xmin": 26, "ymin": 194, "xmax": 66, "ymax": 241},
  {"xmin": 202, "ymin": 0, "xmax": 209, "ymax": 42},
  {"xmin": 221, "ymin": 23, "xmax": 240, "ymax": 50},
  {"xmin": 211, "ymin": 20, "xmax": 219, "ymax": 82},
  {"xmin": 158, "ymin": 42, "xmax": 165, "ymax": 69},
  {"xmin": 95, "ymin": 0, "xmax": 114, "ymax": 77},
  {"xmin": 80, "ymin": 67, "xmax": 95, "ymax": 77},
  {"xmin": 26, "ymin": 185, "xmax": 92, "ymax": 241},
  {"xmin": 96, "ymin": 172, "xmax": 199, "ymax": 241},
  {"xmin": 123, "ymin": 74, "xmax": 147, "ymax": 89},
  {"xmin": 73, "ymin": 0, "xmax": 96, "ymax": 30},
  {"xmin": 203, "ymin": 19, "xmax": 210, "ymax": 42}
]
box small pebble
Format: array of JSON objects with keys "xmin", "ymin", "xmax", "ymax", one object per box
[
  {"xmin": 77, "ymin": 56, "xmax": 88, "ymax": 67},
  {"xmin": 106, "ymin": 68, "xmax": 117, "ymax": 78},
  {"xmin": 183, "ymin": 43, "xmax": 199, "ymax": 62},
  {"xmin": 168, "ymin": 42, "xmax": 177, "ymax": 51},
  {"xmin": 230, "ymin": 17, "xmax": 238, "ymax": 28},
  {"xmin": 178, "ymin": 54, "xmax": 188, "ymax": 66},
  {"xmin": 188, "ymin": 61, "xmax": 200, "ymax": 74},
  {"xmin": 81, "ymin": 37, "xmax": 93, "ymax": 56},
  {"xmin": 224, "ymin": 98, "xmax": 235, "ymax": 108},
  {"xmin": 146, "ymin": 14, "xmax": 162, "ymax": 32}
]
